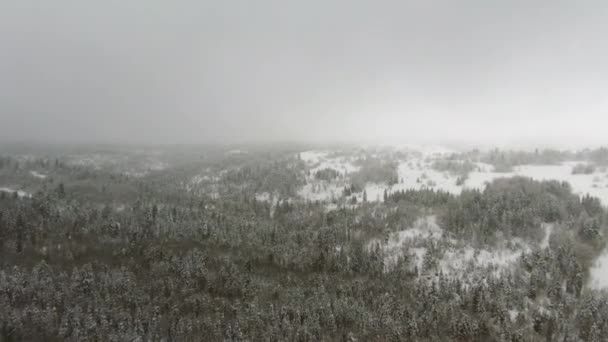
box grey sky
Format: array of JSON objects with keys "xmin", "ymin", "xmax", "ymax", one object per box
[{"xmin": 1, "ymin": 1, "xmax": 607, "ymax": 146}]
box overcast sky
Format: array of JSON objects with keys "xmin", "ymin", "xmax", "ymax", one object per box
[{"xmin": 1, "ymin": 1, "xmax": 607, "ymax": 146}]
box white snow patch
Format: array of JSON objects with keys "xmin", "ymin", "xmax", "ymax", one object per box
[
  {"xmin": 124, "ymin": 171, "xmax": 148, "ymax": 177},
  {"xmin": 410, "ymin": 247, "xmax": 428, "ymax": 271},
  {"xmin": 390, "ymin": 216, "xmax": 443, "ymax": 242},
  {"xmin": 540, "ymin": 223, "xmax": 553, "ymax": 249},
  {"xmin": 324, "ymin": 203, "xmax": 339, "ymax": 212},
  {"xmin": 368, "ymin": 216, "xmax": 442, "ymax": 268},
  {"xmin": 439, "ymin": 245, "xmax": 528, "ymax": 278},
  {"xmin": 299, "ymin": 151, "xmax": 608, "ymax": 207},
  {"xmin": 368, "ymin": 214, "xmax": 529, "ymax": 277},
  {"xmin": 255, "ymin": 192, "xmax": 272, "ymax": 202},
  {"xmin": 298, "ymin": 182, "xmax": 345, "ymax": 202},
  {"xmin": 391, "ymin": 159, "xmax": 463, "ymax": 195},
  {"xmin": 467, "ymin": 162, "xmax": 608, "ymax": 205},
  {"xmin": 360, "ymin": 183, "xmax": 388, "ymax": 202},
  {"xmin": 508, "ymin": 310, "xmax": 519, "ymax": 322},
  {"xmin": 147, "ymin": 161, "xmax": 167, "ymax": 171},
  {"xmin": 0, "ymin": 187, "xmax": 31, "ymax": 198},
  {"xmin": 589, "ymin": 251, "xmax": 608, "ymax": 290},
  {"xmin": 29, "ymin": 171, "xmax": 47, "ymax": 179},
  {"xmin": 227, "ymin": 149, "xmax": 247, "ymax": 155},
  {"xmin": 394, "ymin": 144, "xmax": 456, "ymax": 157},
  {"xmin": 300, "ymin": 151, "xmax": 328, "ymax": 164}
]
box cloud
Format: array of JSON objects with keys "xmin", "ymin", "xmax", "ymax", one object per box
[{"xmin": 1, "ymin": 1, "xmax": 607, "ymax": 146}]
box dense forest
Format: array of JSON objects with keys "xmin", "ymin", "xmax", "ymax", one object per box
[{"xmin": 1, "ymin": 147, "xmax": 608, "ymax": 341}]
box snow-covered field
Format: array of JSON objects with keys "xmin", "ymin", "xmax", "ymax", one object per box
[
  {"xmin": 29, "ymin": 170, "xmax": 47, "ymax": 179},
  {"xmin": 298, "ymin": 151, "xmax": 357, "ymax": 202},
  {"xmin": 298, "ymin": 182, "xmax": 345, "ymax": 202},
  {"xmin": 0, "ymin": 187, "xmax": 31, "ymax": 198},
  {"xmin": 300, "ymin": 151, "xmax": 359, "ymax": 175},
  {"xmin": 367, "ymin": 215, "xmax": 535, "ymax": 278},
  {"xmin": 368, "ymin": 216, "xmax": 443, "ymax": 267},
  {"xmin": 299, "ymin": 147, "xmax": 608, "ymax": 206},
  {"xmin": 439, "ymin": 243, "xmax": 530, "ymax": 278},
  {"xmin": 467, "ymin": 162, "xmax": 608, "ymax": 204},
  {"xmin": 390, "ymin": 160, "xmax": 608, "ymax": 204},
  {"xmin": 589, "ymin": 251, "xmax": 608, "ymax": 290}
]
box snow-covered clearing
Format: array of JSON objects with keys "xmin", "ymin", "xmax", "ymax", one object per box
[
  {"xmin": 299, "ymin": 147, "xmax": 608, "ymax": 209},
  {"xmin": 392, "ymin": 144, "xmax": 456, "ymax": 157},
  {"xmin": 540, "ymin": 223, "xmax": 553, "ymax": 249},
  {"xmin": 255, "ymin": 192, "xmax": 281, "ymax": 217},
  {"xmin": 300, "ymin": 151, "xmax": 359, "ymax": 175},
  {"xmin": 468, "ymin": 162, "xmax": 608, "ymax": 204},
  {"xmin": 0, "ymin": 187, "xmax": 31, "ymax": 198},
  {"xmin": 367, "ymin": 216, "xmax": 442, "ymax": 267},
  {"xmin": 300, "ymin": 151, "xmax": 328, "ymax": 164},
  {"xmin": 298, "ymin": 182, "xmax": 345, "ymax": 202},
  {"xmin": 368, "ymin": 215, "xmax": 529, "ymax": 278},
  {"xmin": 30, "ymin": 171, "xmax": 47, "ymax": 179},
  {"xmin": 227, "ymin": 149, "xmax": 247, "ymax": 155},
  {"xmin": 298, "ymin": 150, "xmax": 361, "ymax": 202},
  {"xmin": 390, "ymin": 159, "xmax": 465, "ymax": 194},
  {"xmin": 388, "ymin": 215, "xmax": 443, "ymax": 243},
  {"xmin": 589, "ymin": 251, "xmax": 608, "ymax": 290},
  {"xmin": 439, "ymin": 243, "xmax": 529, "ymax": 278},
  {"xmin": 255, "ymin": 192, "xmax": 272, "ymax": 202}
]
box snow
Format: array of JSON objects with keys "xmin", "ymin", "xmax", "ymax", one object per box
[
  {"xmin": 589, "ymin": 251, "xmax": 608, "ymax": 290},
  {"xmin": 227, "ymin": 149, "xmax": 247, "ymax": 155},
  {"xmin": 540, "ymin": 223, "xmax": 553, "ymax": 249},
  {"xmin": 147, "ymin": 161, "xmax": 168, "ymax": 171},
  {"xmin": 0, "ymin": 187, "xmax": 31, "ymax": 198},
  {"xmin": 300, "ymin": 151, "xmax": 328, "ymax": 164},
  {"xmin": 361, "ymin": 183, "xmax": 388, "ymax": 202},
  {"xmin": 298, "ymin": 150, "xmax": 362, "ymax": 202},
  {"xmin": 410, "ymin": 247, "xmax": 428, "ymax": 271},
  {"xmin": 298, "ymin": 149, "xmax": 608, "ymax": 208},
  {"xmin": 389, "ymin": 161, "xmax": 608, "ymax": 205},
  {"xmin": 368, "ymin": 216, "xmax": 443, "ymax": 268},
  {"xmin": 368, "ymin": 213, "xmax": 530, "ymax": 277},
  {"xmin": 255, "ymin": 192, "xmax": 281, "ymax": 217},
  {"xmin": 508, "ymin": 310, "xmax": 519, "ymax": 322},
  {"xmin": 439, "ymin": 245, "xmax": 528, "ymax": 277},
  {"xmin": 391, "ymin": 159, "xmax": 464, "ymax": 194},
  {"xmin": 393, "ymin": 144, "xmax": 456, "ymax": 157},
  {"xmin": 124, "ymin": 171, "xmax": 148, "ymax": 177},
  {"xmin": 302, "ymin": 151, "xmax": 359, "ymax": 175},
  {"xmin": 190, "ymin": 174, "xmax": 214, "ymax": 185},
  {"xmin": 389, "ymin": 216, "xmax": 443, "ymax": 242},
  {"xmin": 468, "ymin": 162, "xmax": 608, "ymax": 204},
  {"xmin": 255, "ymin": 192, "xmax": 272, "ymax": 202},
  {"xmin": 30, "ymin": 171, "xmax": 47, "ymax": 179},
  {"xmin": 298, "ymin": 182, "xmax": 344, "ymax": 202}
]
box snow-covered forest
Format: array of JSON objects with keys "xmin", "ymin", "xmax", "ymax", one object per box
[{"xmin": 2, "ymin": 143, "xmax": 608, "ymax": 341}]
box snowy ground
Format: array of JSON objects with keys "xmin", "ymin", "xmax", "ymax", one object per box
[
  {"xmin": 589, "ymin": 251, "xmax": 608, "ymax": 290},
  {"xmin": 298, "ymin": 150, "xmax": 358, "ymax": 202},
  {"xmin": 438, "ymin": 242, "xmax": 530, "ymax": 278},
  {"xmin": 368, "ymin": 215, "xmax": 534, "ymax": 278},
  {"xmin": 301, "ymin": 147, "xmax": 608, "ymax": 288},
  {"xmin": 299, "ymin": 148, "xmax": 608, "ymax": 206},
  {"xmin": 0, "ymin": 187, "xmax": 31, "ymax": 198},
  {"xmin": 29, "ymin": 171, "xmax": 47, "ymax": 179},
  {"xmin": 368, "ymin": 216, "xmax": 443, "ymax": 267},
  {"xmin": 467, "ymin": 162, "xmax": 608, "ymax": 204},
  {"xmin": 300, "ymin": 151, "xmax": 359, "ymax": 175},
  {"xmin": 540, "ymin": 223, "xmax": 553, "ymax": 249},
  {"xmin": 298, "ymin": 182, "xmax": 345, "ymax": 202}
]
